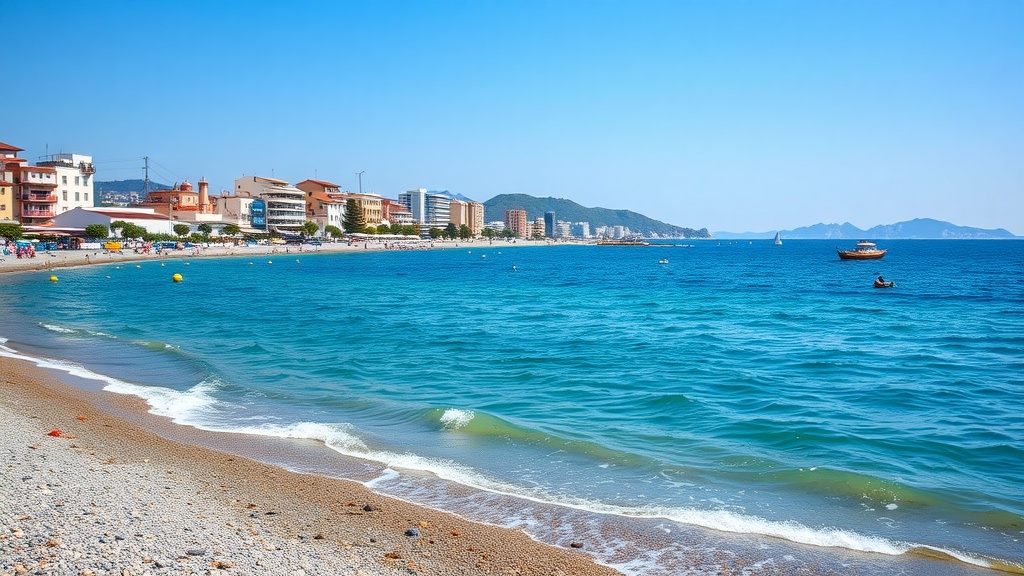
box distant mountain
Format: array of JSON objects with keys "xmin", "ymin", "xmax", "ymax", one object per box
[
  {"xmin": 483, "ymin": 193, "xmax": 711, "ymax": 238},
  {"xmin": 95, "ymin": 179, "xmax": 172, "ymax": 195},
  {"xmin": 716, "ymin": 218, "xmax": 1018, "ymax": 240}
]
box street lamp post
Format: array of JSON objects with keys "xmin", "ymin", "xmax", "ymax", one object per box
[{"xmin": 356, "ymin": 171, "xmax": 364, "ymax": 194}]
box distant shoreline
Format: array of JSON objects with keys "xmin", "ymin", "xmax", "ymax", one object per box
[{"xmin": 0, "ymin": 237, "xmax": 557, "ymax": 277}]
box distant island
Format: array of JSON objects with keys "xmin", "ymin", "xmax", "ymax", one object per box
[
  {"xmin": 715, "ymin": 218, "xmax": 1018, "ymax": 240},
  {"xmin": 483, "ymin": 193, "xmax": 711, "ymax": 238}
]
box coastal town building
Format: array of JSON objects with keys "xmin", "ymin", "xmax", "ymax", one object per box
[
  {"xmin": 544, "ymin": 211, "xmax": 556, "ymax": 238},
  {"xmin": 210, "ymin": 192, "xmax": 266, "ymax": 234},
  {"xmin": 135, "ymin": 178, "xmax": 224, "ymax": 232},
  {"xmin": 399, "ymin": 188, "xmax": 452, "ymax": 233},
  {"xmin": 570, "ymin": 222, "xmax": 591, "ymax": 238},
  {"xmin": 15, "ymin": 165, "xmax": 59, "ymax": 226},
  {"xmin": 530, "ymin": 217, "xmax": 546, "ymax": 238},
  {"xmin": 346, "ymin": 193, "xmax": 384, "ymax": 227},
  {"xmin": 39, "ymin": 206, "xmax": 175, "ymax": 236},
  {"xmin": 504, "ymin": 209, "xmax": 527, "ymax": 237},
  {"xmin": 555, "ymin": 221, "xmax": 571, "ymax": 238},
  {"xmin": 381, "ymin": 199, "xmax": 414, "ymax": 226},
  {"xmin": 484, "ymin": 221, "xmax": 506, "ymax": 233},
  {"xmin": 37, "ymin": 153, "xmax": 96, "ymax": 217},
  {"xmin": 0, "ymin": 142, "xmax": 20, "ymax": 223},
  {"xmin": 296, "ymin": 179, "xmax": 347, "ymax": 234},
  {"xmin": 450, "ymin": 199, "xmax": 485, "ymax": 236},
  {"xmin": 234, "ymin": 176, "xmax": 305, "ymax": 235}
]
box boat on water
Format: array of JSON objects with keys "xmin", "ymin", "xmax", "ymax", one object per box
[
  {"xmin": 774, "ymin": 232, "xmax": 782, "ymax": 246},
  {"xmin": 658, "ymin": 258, "xmax": 669, "ymax": 264},
  {"xmin": 874, "ymin": 278, "xmax": 895, "ymax": 288},
  {"xmin": 837, "ymin": 240, "xmax": 886, "ymax": 260}
]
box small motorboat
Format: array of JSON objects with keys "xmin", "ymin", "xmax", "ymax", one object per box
[
  {"xmin": 838, "ymin": 241, "xmax": 886, "ymax": 260},
  {"xmin": 658, "ymin": 258, "xmax": 669, "ymax": 264},
  {"xmin": 874, "ymin": 278, "xmax": 895, "ymax": 288}
]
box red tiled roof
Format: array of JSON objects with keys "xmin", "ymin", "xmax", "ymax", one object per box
[{"xmin": 0, "ymin": 141, "xmax": 24, "ymax": 152}]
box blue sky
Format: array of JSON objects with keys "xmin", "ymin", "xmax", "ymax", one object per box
[{"xmin": 4, "ymin": 0, "xmax": 1022, "ymax": 234}]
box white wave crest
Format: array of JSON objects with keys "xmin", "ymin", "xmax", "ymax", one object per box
[
  {"xmin": 439, "ymin": 408, "xmax": 475, "ymax": 430},
  {"xmin": 40, "ymin": 323, "xmax": 77, "ymax": 334}
]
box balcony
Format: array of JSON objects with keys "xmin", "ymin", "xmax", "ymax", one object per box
[
  {"xmin": 79, "ymin": 162, "xmax": 96, "ymax": 175},
  {"xmin": 19, "ymin": 193, "xmax": 57, "ymax": 203},
  {"xmin": 21, "ymin": 208, "xmax": 56, "ymax": 218}
]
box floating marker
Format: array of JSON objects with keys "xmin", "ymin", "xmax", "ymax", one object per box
[
  {"xmin": 172, "ymin": 273, "xmax": 183, "ymax": 283},
  {"xmin": 49, "ymin": 275, "xmax": 58, "ymax": 283},
  {"xmin": 136, "ymin": 264, "xmax": 141, "ymax": 268}
]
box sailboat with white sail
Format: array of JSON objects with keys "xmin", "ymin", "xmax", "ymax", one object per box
[{"xmin": 774, "ymin": 232, "xmax": 782, "ymax": 246}]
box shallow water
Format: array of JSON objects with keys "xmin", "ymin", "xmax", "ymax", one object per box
[{"xmin": 1, "ymin": 239, "xmax": 1022, "ymax": 574}]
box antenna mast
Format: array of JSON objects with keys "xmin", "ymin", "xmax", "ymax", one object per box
[{"xmin": 143, "ymin": 156, "xmax": 150, "ymax": 197}]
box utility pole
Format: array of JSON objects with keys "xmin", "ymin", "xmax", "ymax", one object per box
[
  {"xmin": 143, "ymin": 156, "xmax": 150, "ymax": 197},
  {"xmin": 356, "ymin": 171, "xmax": 364, "ymax": 194}
]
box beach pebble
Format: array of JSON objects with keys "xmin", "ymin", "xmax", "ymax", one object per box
[
  {"xmin": 362, "ymin": 504, "xmax": 377, "ymax": 512},
  {"xmin": 404, "ymin": 528, "xmax": 419, "ymax": 537},
  {"xmin": 186, "ymin": 548, "xmax": 207, "ymax": 556}
]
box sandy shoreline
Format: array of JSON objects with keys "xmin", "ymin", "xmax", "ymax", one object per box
[
  {"xmin": 1, "ymin": 355, "xmax": 621, "ymax": 575},
  {"xmin": 0, "ymin": 238, "xmax": 557, "ymax": 276}
]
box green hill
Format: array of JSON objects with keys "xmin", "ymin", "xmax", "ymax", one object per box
[
  {"xmin": 95, "ymin": 179, "xmax": 172, "ymax": 194},
  {"xmin": 482, "ymin": 194, "xmax": 710, "ymax": 238}
]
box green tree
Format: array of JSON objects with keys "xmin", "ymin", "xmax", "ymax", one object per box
[
  {"xmin": 324, "ymin": 225, "xmax": 343, "ymax": 239},
  {"xmin": 197, "ymin": 223, "xmax": 212, "ymax": 239},
  {"xmin": 173, "ymin": 223, "xmax": 190, "ymax": 238},
  {"xmin": 110, "ymin": 220, "xmax": 127, "ymax": 238},
  {"xmin": 342, "ymin": 199, "xmax": 365, "ymax": 233},
  {"xmin": 444, "ymin": 223, "xmax": 459, "ymax": 239},
  {"xmin": 481, "ymin": 228, "xmax": 495, "ymax": 239},
  {"xmin": 500, "ymin": 229, "xmax": 516, "ymax": 238},
  {"xmin": 0, "ymin": 223, "xmax": 23, "ymax": 240},
  {"xmin": 428, "ymin": 227, "xmax": 443, "ymax": 239},
  {"xmin": 84, "ymin": 224, "xmax": 108, "ymax": 239},
  {"xmin": 458, "ymin": 224, "xmax": 472, "ymax": 239},
  {"xmin": 302, "ymin": 220, "xmax": 319, "ymax": 238},
  {"xmin": 376, "ymin": 223, "xmax": 390, "ymax": 235},
  {"xmin": 121, "ymin": 223, "xmax": 147, "ymax": 241},
  {"xmin": 222, "ymin": 223, "xmax": 241, "ymax": 237}
]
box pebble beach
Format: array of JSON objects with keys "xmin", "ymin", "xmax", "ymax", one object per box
[{"xmin": 0, "ymin": 241, "xmax": 618, "ymax": 576}]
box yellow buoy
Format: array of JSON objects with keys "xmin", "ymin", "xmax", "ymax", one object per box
[
  {"xmin": 49, "ymin": 275, "xmax": 58, "ymax": 283},
  {"xmin": 172, "ymin": 273, "xmax": 183, "ymax": 283}
]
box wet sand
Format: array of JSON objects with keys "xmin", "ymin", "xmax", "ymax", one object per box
[{"xmin": 1, "ymin": 356, "xmax": 621, "ymax": 575}]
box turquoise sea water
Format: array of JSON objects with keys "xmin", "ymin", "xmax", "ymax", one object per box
[{"xmin": 1, "ymin": 240, "xmax": 1022, "ymax": 575}]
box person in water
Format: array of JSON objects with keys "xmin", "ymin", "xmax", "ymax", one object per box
[{"xmin": 877, "ymin": 276, "xmax": 885, "ymax": 284}]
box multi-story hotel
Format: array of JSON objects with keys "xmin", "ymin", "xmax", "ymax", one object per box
[
  {"xmin": 234, "ymin": 176, "xmax": 305, "ymax": 234},
  {"xmin": 505, "ymin": 209, "xmax": 527, "ymax": 237},
  {"xmin": 399, "ymin": 188, "xmax": 452, "ymax": 232},
  {"xmin": 450, "ymin": 199, "xmax": 485, "ymax": 236}
]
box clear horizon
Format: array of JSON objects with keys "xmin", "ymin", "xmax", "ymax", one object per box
[{"xmin": 5, "ymin": 0, "xmax": 1022, "ymax": 235}]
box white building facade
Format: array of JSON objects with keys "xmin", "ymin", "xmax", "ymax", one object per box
[{"xmin": 234, "ymin": 176, "xmax": 305, "ymax": 234}]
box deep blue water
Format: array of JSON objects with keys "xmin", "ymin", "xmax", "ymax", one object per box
[{"xmin": 1, "ymin": 239, "xmax": 1022, "ymax": 575}]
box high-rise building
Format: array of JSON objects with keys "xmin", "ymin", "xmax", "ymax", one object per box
[
  {"xmin": 544, "ymin": 211, "xmax": 556, "ymax": 238},
  {"xmin": 505, "ymin": 209, "xmax": 527, "ymax": 237}
]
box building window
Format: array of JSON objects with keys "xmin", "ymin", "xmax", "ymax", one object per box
[
  {"xmin": 62, "ymin": 175, "xmax": 67, "ymax": 184},
  {"xmin": 84, "ymin": 193, "xmax": 89, "ymax": 201},
  {"xmin": 75, "ymin": 192, "xmax": 80, "ymax": 201},
  {"xmin": 63, "ymin": 190, "xmax": 68, "ymax": 201},
  {"xmin": 75, "ymin": 176, "xmax": 80, "ymax": 185},
  {"xmin": 83, "ymin": 176, "xmax": 89, "ymax": 186},
  {"xmin": 0, "ymin": 204, "xmax": 5, "ymax": 210}
]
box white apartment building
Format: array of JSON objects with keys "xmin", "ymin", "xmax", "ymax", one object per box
[
  {"xmin": 38, "ymin": 153, "xmax": 96, "ymax": 216},
  {"xmin": 233, "ymin": 176, "xmax": 305, "ymax": 234}
]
